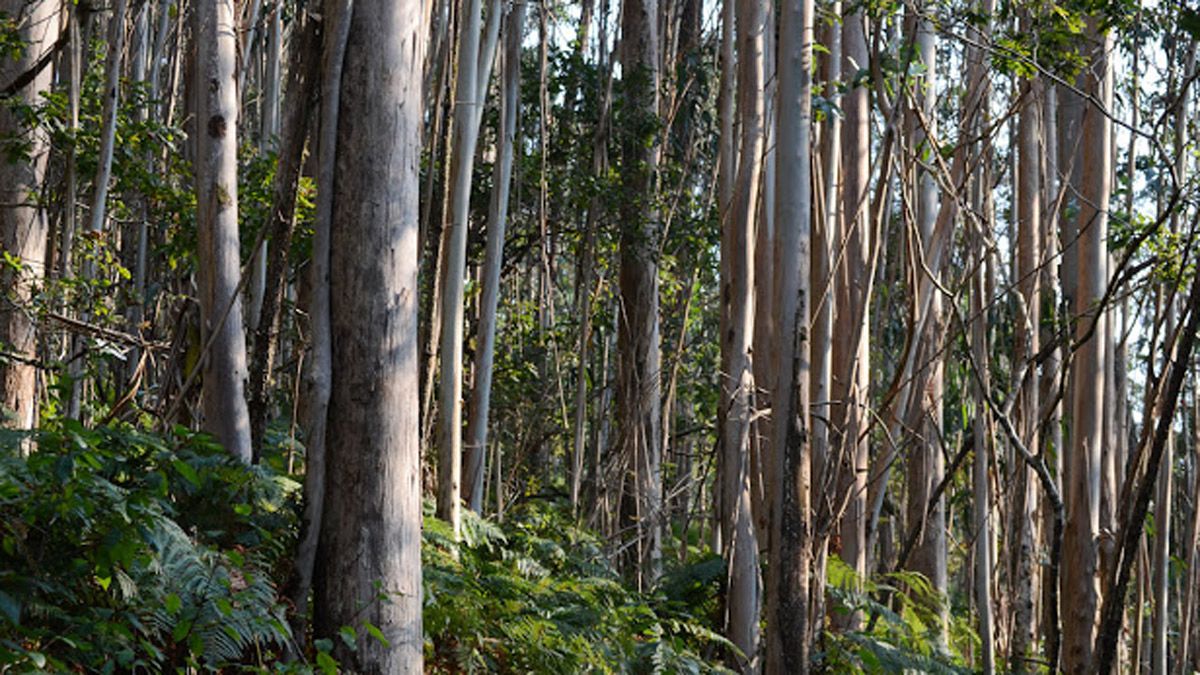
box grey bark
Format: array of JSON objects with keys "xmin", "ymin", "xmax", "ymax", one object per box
[
  {"xmin": 312, "ymin": 0, "xmax": 426, "ymax": 669},
  {"xmin": 195, "ymin": 0, "xmax": 253, "ymax": 462}
]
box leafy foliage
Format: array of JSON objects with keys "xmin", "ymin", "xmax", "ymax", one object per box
[
  {"xmin": 822, "ymin": 557, "xmax": 971, "ymax": 673},
  {"xmin": 423, "ymin": 502, "xmax": 734, "ymax": 673},
  {"xmin": 0, "ymin": 423, "xmax": 300, "ymax": 671}
]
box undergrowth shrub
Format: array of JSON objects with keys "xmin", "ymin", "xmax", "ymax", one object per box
[
  {"xmin": 0, "ymin": 422, "xmax": 300, "ymax": 671},
  {"xmin": 423, "ymin": 502, "xmax": 735, "ymax": 674}
]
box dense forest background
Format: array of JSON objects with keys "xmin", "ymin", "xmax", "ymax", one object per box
[{"xmin": 0, "ymin": 0, "xmax": 1199, "ymax": 671}]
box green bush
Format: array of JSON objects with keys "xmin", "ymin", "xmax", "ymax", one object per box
[{"xmin": 0, "ymin": 422, "xmax": 299, "ymax": 671}]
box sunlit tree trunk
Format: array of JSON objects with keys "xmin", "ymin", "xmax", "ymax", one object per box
[
  {"xmin": 767, "ymin": 0, "xmax": 813, "ymax": 666},
  {"xmin": 719, "ymin": 0, "xmax": 765, "ymax": 665},
  {"xmin": 1011, "ymin": 16, "xmax": 1041, "ymax": 668},
  {"xmin": 195, "ymin": 0, "xmax": 253, "ymax": 462},
  {"xmin": 464, "ymin": 0, "xmax": 522, "ymax": 513},
  {"xmin": 832, "ymin": 5, "xmax": 870, "ymax": 625},
  {"xmin": 0, "ymin": 0, "xmax": 58, "ymax": 434},
  {"xmin": 903, "ymin": 8, "xmax": 946, "ymax": 637},
  {"xmin": 1061, "ymin": 16, "xmax": 1112, "ymax": 672},
  {"xmin": 313, "ymin": 0, "xmax": 426, "ymax": 668},
  {"xmin": 436, "ymin": 0, "xmax": 487, "ymax": 536}
]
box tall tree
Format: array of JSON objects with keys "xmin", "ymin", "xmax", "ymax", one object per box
[
  {"xmin": 1061, "ymin": 15, "xmax": 1112, "ymax": 672},
  {"xmin": 832, "ymin": 3, "xmax": 871, "ymax": 621},
  {"xmin": 194, "ymin": 0, "xmax": 253, "ymax": 462},
  {"xmin": 312, "ymin": 0, "xmax": 426, "ymax": 669},
  {"xmin": 464, "ymin": 0, "xmax": 523, "ymax": 512},
  {"xmin": 0, "ymin": 0, "xmax": 58, "ymax": 433},
  {"xmin": 768, "ymin": 0, "xmax": 814, "ymax": 667},
  {"xmin": 720, "ymin": 0, "xmax": 765, "ymax": 664},
  {"xmin": 616, "ymin": 0, "xmax": 664, "ymax": 588}
]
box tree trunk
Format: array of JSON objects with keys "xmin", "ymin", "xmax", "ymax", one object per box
[
  {"xmin": 1062, "ymin": 17, "xmax": 1112, "ymax": 672},
  {"xmin": 312, "ymin": 0, "xmax": 426, "ymax": 668},
  {"xmin": 0, "ymin": 0, "xmax": 58, "ymax": 434},
  {"xmin": 464, "ymin": 0, "xmax": 522, "ymax": 513},
  {"xmin": 720, "ymin": 0, "xmax": 765, "ymax": 664},
  {"xmin": 436, "ymin": 0, "xmax": 493, "ymax": 536},
  {"xmin": 247, "ymin": 10, "xmax": 320, "ymax": 459},
  {"xmin": 903, "ymin": 8, "xmax": 947, "ymax": 637},
  {"xmin": 768, "ymin": 0, "xmax": 813, "ymax": 667},
  {"xmin": 195, "ymin": 0, "xmax": 253, "ymax": 462},
  {"xmin": 1010, "ymin": 14, "xmax": 1040, "ymax": 670},
  {"xmin": 832, "ymin": 6, "xmax": 870, "ymax": 626}
]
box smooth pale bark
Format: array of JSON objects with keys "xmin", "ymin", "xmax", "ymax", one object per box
[
  {"xmin": 720, "ymin": 0, "xmax": 765, "ymax": 664},
  {"xmin": 616, "ymin": 0, "xmax": 663, "ymax": 588},
  {"xmin": 89, "ymin": 0, "xmax": 127, "ymax": 239},
  {"xmin": 436, "ymin": 0, "xmax": 500, "ymax": 534},
  {"xmin": 464, "ymin": 0, "xmax": 523, "ymax": 513},
  {"xmin": 247, "ymin": 11, "xmax": 321, "ymax": 459},
  {"xmin": 767, "ymin": 0, "xmax": 813, "ymax": 667},
  {"xmin": 971, "ymin": 225, "xmax": 995, "ymax": 674},
  {"xmin": 1039, "ymin": 77, "xmax": 1064, "ymax": 668},
  {"xmin": 832, "ymin": 7, "xmax": 870, "ymax": 622},
  {"xmin": 1062, "ymin": 18, "xmax": 1111, "ymax": 672},
  {"xmin": 0, "ymin": 0, "xmax": 58, "ymax": 432},
  {"xmin": 903, "ymin": 10, "xmax": 946, "ymax": 635},
  {"xmin": 195, "ymin": 0, "xmax": 253, "ymax": 462},
  {"xmin": 312, "ymin": 0, "xmax": 425, "ymax": 668},
  {"xmin": 1011, "ymin": 19, "xmax": 1040, "ymax": 670},
  {"xmin": 809, "ymin": 5, "xmax": 839, "ymax": 637}
]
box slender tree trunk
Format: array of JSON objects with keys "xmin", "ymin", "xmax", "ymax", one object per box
[
  {"xmin": 247, "ymin": 10, "xmax": 320, "ymax": 459},
  {"xmin": 720, "ymin": 0, "xmax": 765, "ymax": 664},
  {"xmin": 615, "ymin": 0, "xmax": 663, "ymax": 589},
  {"xmin": 313, "ymin": 0, "xmax": 426, "ymax": 668},
  {"xmin": 809, "ymin": 2, "xmax": 839, "ymax": 639},
  {"xmin": 436, "ymin": 0, "xmax": 497, "ymax": 535},
  {"xmin": 464, "ymin": 0, "xmax": 522, "ymax": 513},
  {"xmin": 1011, "ymin": 16, "xmax": 1041, "ymax": 669},
  {"xmin": 768, "ymin": 0, "xmax": 813, "ymax": 667},
  {"xmin": 832, "ymin": 6, "xmax": 870, "ymax": 625},
  {"xmin": 1062, "ymin": 17, "xmax": 1112, "ymax": 672},
  {"xmin": 195, "ymin": 0, "xmax": 253, "ymax": 462},
  {"xmin": 288, "ymin": 0, "xmax": 352, "ymax": 641},
  {"xmin": 903, "ymin": 8, "xmax": 946, "ymax": 636}
]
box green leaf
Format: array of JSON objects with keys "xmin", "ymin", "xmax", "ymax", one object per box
[
  {"xmin": 164, "ymin": 593, "xmax": 181, "ymax": 615},
  {"xmin": 172, "ymin": 459, "xmax": 200, "ymax": 487},
  {"xmin": 363, "ymin": 621, "xmax": 390, "ymax": 648},
  {"xmin": 339, "ymin": 626, "xmax": 358, "ymax": 652},
  {"xmin": 316, "ymin": 650, "xmax": 338, "ymax": 674},
  {"xmin": 172, "ymin": 618, "xmax": 193, "ymax": 642}
]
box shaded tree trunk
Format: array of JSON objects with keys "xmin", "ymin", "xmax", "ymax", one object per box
[{"xmin": 312, "ymin": 0, "xmax": 426, "ymax": 668}]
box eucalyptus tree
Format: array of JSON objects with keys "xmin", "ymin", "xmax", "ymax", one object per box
[
  {"xmin": 1062, "ymin": 14, "xmax": 1113, "ymax": 672},
  {"xmin": 768, "ymin": 0, "xmax": 814, "ymax": 667},
  {"xmin": 0, "ymin": 0, "xmax": 58, "ymax": 433},
  {"xmin": 436, "ymin": 0, "xmax": 502, "ymax": 536},
  {"xmin": 313, "ymin": 0, "xmax": 426, "ymax": 668},
  {"xmin": 194, "ymin": 0, "xmax": 253, "ymax": 462},
  {"xmin": 616, "ymin": 0, "xmax": 664, "ymax": 588},
  {"xmin": 719, "ymin": 0, "xmax": 766, "ymax": 664},
  {"xmin": 464, "ymin": 0, "xmax": 524, "ymax": 513}
]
